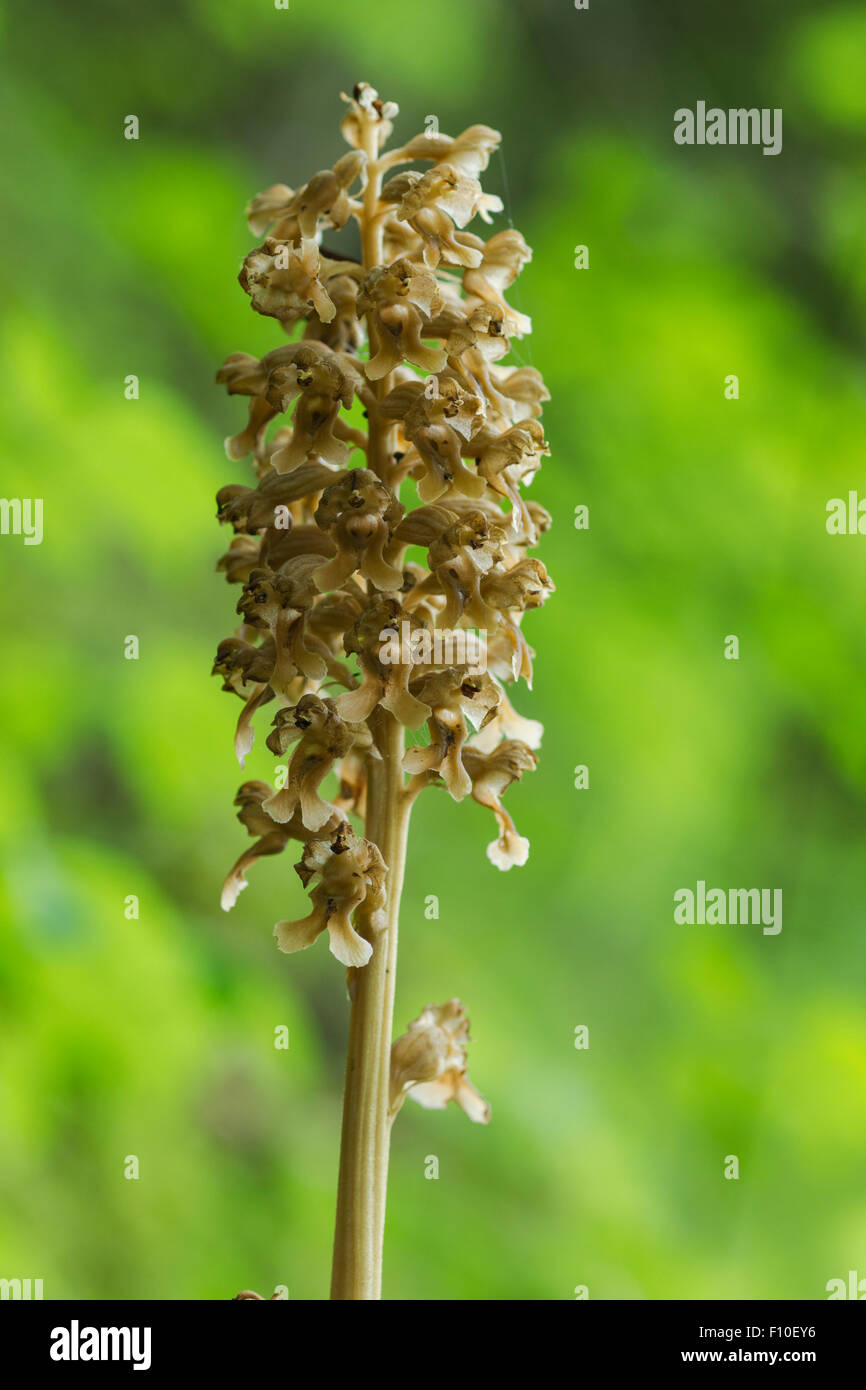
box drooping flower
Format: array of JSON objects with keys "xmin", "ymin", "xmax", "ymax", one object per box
[
  {"xmin": 274, "ymin": 821, "xmax": 387, "ymax": 968},
  {"xmin": 236, "ymin": 554, "xmax": 326, "ymax": 697},
  {"xmin": 462, "ymin": 740, "xmax": 538, "ymax": 870},
  {"xmin": 385, "ymin": 124, "xmax": 501, "ymax": 179},
  {"xmin": 220, "ymin": 780, "xmax": 336, "ymax": 912},
  {"xmin": 312, "ymin": 468, "xmax": 405, "ymax": 592},
  {"xmin": 337, "ymin": 594, "xmax": 432, "ymax": 729},
  {"xmin": 390, "ymin": 999, "xmax": 489, "ymax": 1123},
  {"xmin": 463, "ymin": 229, "xmax": 533, "ymax": 336},
  {"xmin": 246, "ymin": 150, "xmax": 366, "ymax": 240},
  {"xmin": 480, "ymin": 556, "xmax": 555, "ymax": 683},
  {"xmin": 357, "ymin": 260, "xmax": 445, "ymax": 381},
  {"xmin": 403, "ymin": 667, "xmax": 500, "ymax": 798},
  {"xmin": 390, "ymin": 165, "xmax": 502, "ymax": 268},
  {"xmin": 266, "ymin": 346, "xmax": 364, "ymax": 474},
  {"xmin": 239, "ymin": 236, "xmax": 359, "ymax": 330},
  {"xmin": 380, "ymin": 377, "xmax": 486, "ymax": 501},
  {"xmin": 264, "ymin": 694, "xmax": 358, "ymax": 831}
]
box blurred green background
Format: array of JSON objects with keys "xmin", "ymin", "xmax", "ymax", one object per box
[{"xmin": 2, "ymin": 0, "xmax": 866, "ymax": 1300}]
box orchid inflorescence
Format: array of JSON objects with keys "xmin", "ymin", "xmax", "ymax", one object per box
[{"xmin": 212, "ymin": 83, "xmax": 552, "ymax": 1167}]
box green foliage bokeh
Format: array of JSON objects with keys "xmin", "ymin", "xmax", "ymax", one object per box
[{"xmin": 1, "ymin": 0, "xmax": 865, "ymax": 1300}]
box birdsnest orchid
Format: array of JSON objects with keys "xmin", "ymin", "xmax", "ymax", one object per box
[{"xmin": 211, "ymin": 84, "xmax": 553, "ymax": 1300}]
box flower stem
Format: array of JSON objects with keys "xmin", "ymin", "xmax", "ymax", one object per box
[
  {"xmin": 330, "ymin": 709, "xmax": 410, "ymax": 1298},
  {"xmin": 330, "ymin": 108, "xmax": 407, "ymax": 1299}
]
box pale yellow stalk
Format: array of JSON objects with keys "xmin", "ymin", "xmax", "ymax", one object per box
[{"xmin": 330, "ymin": 112, "xmax": 406, "ymax": 1301}]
